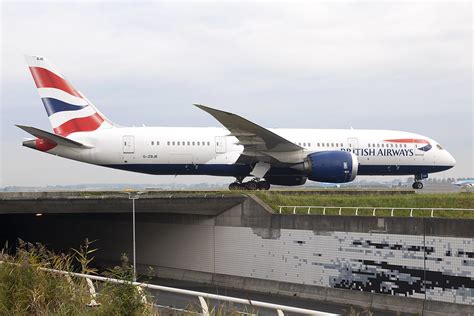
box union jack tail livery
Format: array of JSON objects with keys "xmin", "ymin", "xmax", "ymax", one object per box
[{"xmin": 25, "ymin": 55, "xmax": 115, "ymax": 137}]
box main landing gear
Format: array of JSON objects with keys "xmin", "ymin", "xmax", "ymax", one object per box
[
  {"xmin": 412, "ymin": 182, "xmax": 423, "ymax": 190},
  {"xmin": 412, "ymin": 173, "xmax": 428, "ymax": 190},
  {"xmin": 229, "ymin": 178, "xmax": 271, "ymax": 191}
]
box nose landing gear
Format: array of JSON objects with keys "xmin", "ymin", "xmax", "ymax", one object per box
[
  {"xmin": 412, "ymin": 173, "xmax": 428, "ymax": 190},
  {"xmin": 228, "ymin": 178, "xmax": 271, "ymax": 191}
]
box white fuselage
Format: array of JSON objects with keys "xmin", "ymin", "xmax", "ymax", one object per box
[{"xmin": 43, "ymin": 126, "xmax": 455, "ymax": 179}]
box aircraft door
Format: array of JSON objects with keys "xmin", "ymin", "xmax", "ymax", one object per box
[
  {"xmin": 215, "ymin": 136, "xmax": 226, "ymax": 154},
  {"xmin": 347, "ymin": 138, "xmax": 359, "ymax": 151},
  {"xmin": 123, "ymin": 135, "xmax": 135, "ymax": 154}
]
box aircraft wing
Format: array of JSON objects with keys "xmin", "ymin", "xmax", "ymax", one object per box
[
  {"xmin": 16, "ymin": 125, "xmax": 90, "ymax": 148},
  {"xmin": 194, "ymin": 104, "xmax": 302, "ymax": 153}
]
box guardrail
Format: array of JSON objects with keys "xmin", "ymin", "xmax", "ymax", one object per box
[
  {"xmin": 278, "ymin": 206, "xmax": 474, "ymax": 217},
  {"xmin": 3, "ymin": 262, "xmax": 336, "ymax": 316}
]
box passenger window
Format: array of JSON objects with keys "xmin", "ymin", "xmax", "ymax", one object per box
[
  {"xmin": 308, "ymin": 143, "xmax": 311, "ymax": 147},
  {"xmin": 167, "ymin": 141, "xmax": 170, "ymax": 146},
  {"xmin": 322, "ymin": 143, "xmax": 325, "ymax": 147},
  {"xmin": 197, "ymin": 142, "xmax": 200, "ymax": 146},
  {"xmin": 172, "ymin": 141, "xmax": 175, "ymax": 146},
  {"xmin": 151, "ymin": 141, "xmax": 154, "ymax": 145},
  {"xmin": 207, "ymin": 142, "xmax": 210, "ymax": 146},
  {"xmin": 331, "ymin": 143, "xmax": 334, "ymax": 147},
  {"xmin": 192, "ymin": 141, "xmax": 195, "ymax": 146}
]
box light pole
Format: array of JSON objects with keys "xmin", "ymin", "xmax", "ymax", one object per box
[{"xmin": 127, "ymin": 191, "xmax": 144, "ymax": 282}]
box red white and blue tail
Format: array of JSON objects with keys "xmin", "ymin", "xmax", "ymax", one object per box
[{"xmin": 25, "ymin": 55, "xmax": 116, "ymax": 137}]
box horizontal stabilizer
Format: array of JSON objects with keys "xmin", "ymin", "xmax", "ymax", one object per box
[{"xmin": 15, "ymin": 125, "xmax": 90, "ymax": 148}]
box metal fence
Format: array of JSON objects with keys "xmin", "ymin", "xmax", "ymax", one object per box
[
  {"xmin": 278, "ymin": 205, "xmax": 474, "ymax": 217},
  {"xmin": 3, "ymin": 263, "xmax": 336, "ymax": 316}
]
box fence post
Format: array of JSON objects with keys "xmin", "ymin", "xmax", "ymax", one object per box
[
  {"xmin": 293, "ymin": 206, "xmax": 296, "ymax": 214},
  {"xmin": 355, "ymin": 208, "xmax": 358, "ymax": 216},
  {"xmin": 198, "ymin": 296, "xmax": 210, "ymax": 316},
  {"xmin": 391, "ymin": 208, "xmax": 394, "ymax": 217},
  {"xmin": 323, "ymin": 207, "xmax": 326, "ymax": 215},
  {"xmin": 339, "ymin": 207, "xmax": 342, "ymax": 216},
  {"xmin": 137, "ymin": 286, "xmax": 148, "ymax": 304},
  {"xmin": 431, "ymin": 208, "xmax": 434, "ymax": 218},
  {"xmin": 279, "ymin": 206, "xmax": 282, "ymax": 214},
  {"xmin": 373, "ymin": 208, "xmax": 376, "ymax": 216},
  {"xmin": 307, "ymin": 207, "xmax": 311, "ymax": 215},
  {"xmin": 410, "ymin": 208, "xmax": 414, "ymax": 217},
  {"xmin": 85, "ymin": 277, "xmax": 100, "ymax": 307}
]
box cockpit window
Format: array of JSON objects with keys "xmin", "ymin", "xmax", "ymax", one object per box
[{"xmin": 436, "ymin": 144, "xmax": 444, "ymax": 150}]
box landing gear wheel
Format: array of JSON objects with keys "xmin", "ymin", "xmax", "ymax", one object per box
[
  {"xmin": 258, "ymin": 181, "xmax": 271, "ymax": 191},
  {"xmin": 229, "ymin": 183, "xmax": 238, "ymax": 190},
  {"xmin": 245, "ymin": 181, "xmax": 258, "ymax": 190},
  {"xmin": 412, "ymin": 182, "xmax": 423, "ymax": 190}
]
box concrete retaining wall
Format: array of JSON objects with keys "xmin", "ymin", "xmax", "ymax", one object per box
[{"xmin": 0, "ymin": 192, "xmax": 473, "ymax": 315}]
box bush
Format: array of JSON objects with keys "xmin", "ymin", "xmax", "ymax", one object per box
[{"xmin": 0, "ymin": 239, "xmax": 156, "ymax": 315}]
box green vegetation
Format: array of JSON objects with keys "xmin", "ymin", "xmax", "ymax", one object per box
[
  {"xmin": 0, "ymin": 239, "xmax": 156, "ymax": 315},
  {"xmin": 255, "ymin": 192, "xmax": 474, "ymax": 218}
]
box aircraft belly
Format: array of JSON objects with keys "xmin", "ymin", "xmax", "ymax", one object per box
[{"xmin": 101, "ymin": 163, "xmax": 252, "ymax": 176}]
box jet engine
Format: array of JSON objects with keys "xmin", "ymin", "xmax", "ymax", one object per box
[{"xmin": 298, "ymin": 151, "xmax": 358, "ymax": 183}]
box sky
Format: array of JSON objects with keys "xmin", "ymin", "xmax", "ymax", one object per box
[{"xmin": 0, "ymin": 1, "xmax": 472, "ymax": 187}]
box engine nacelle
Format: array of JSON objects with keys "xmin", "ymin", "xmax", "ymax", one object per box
[
  {"xmin": 304, "ymin": 151, "xmax": 358, "ymax": 183},
  {"xmin": 265, "ymin": 175, "xmax": 307, "ymax": 186}
]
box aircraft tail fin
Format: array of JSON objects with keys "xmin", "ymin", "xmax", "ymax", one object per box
[{"xmin": 24, "ymin": 55, "xmax": 117, "ymax": 137}]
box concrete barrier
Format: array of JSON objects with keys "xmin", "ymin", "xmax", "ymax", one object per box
[{"xmin": 0, "ymin": 191, "xmax": 473, "ymax": 315}]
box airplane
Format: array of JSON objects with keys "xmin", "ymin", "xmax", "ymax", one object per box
[
  {"xmin": 453, "ymin": 179, "xmax": 474, "ymax": 189},
  {"xmin": 17, "ymin": 55, "xmax": 456, "ymax": 190}
]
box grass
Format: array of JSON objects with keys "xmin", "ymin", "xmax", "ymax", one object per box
[
  {"xmin": 0, "ymin": 239, "xmax": 157, "ymax": 316},
  {"xmin": 255, "ymin": 192, "xmax": 474, "ymax": 218},
  {"xmin": 0, "ymin": 239, "xmax": 259, "ymax": 315}
]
